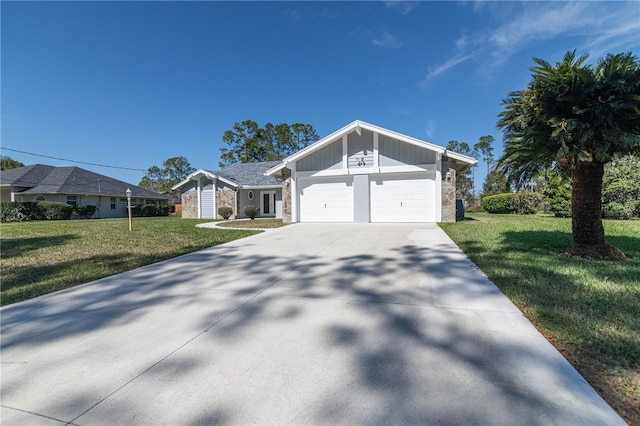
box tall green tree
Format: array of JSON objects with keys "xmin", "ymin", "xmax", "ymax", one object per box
[
  {"xmin": 0, "ymin": 156, "xmax": 24, "ymax": 170},
  {"xmin": 446, "ymin": 141, "xmax": 475, "ymax": 201},
  {"xmin": 474, "ymin": 135, "xmax": 495, "ymax": 178},
  {"xmin": 219, "ymin": 121, "xmax": 319, "ymax": 166},
  {"xmin": 497, "ymin": 50, "xmax": 640, "ymax": 260},
  {"xmin": 481, "ymin": 170, "xmax": 510, "ymax": 197},
  {"xmin": 139, "ymin": 156, "xmax": 195, "ymax": 194}
]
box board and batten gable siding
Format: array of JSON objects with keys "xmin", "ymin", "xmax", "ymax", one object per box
[
  {"xmin": 347, "ymin": 129, "xmax": 374, "ymax": 168},
  {"xmin": 297, "ymin": 140, "xmax": 343, "ymax": 172},
  {"xmin": 182, "ymin": 181, "xmax": 197, "ymax": 192},
  {"xmin": 379, "ymin": 135, "xmax": 436, "ymax": 166}
]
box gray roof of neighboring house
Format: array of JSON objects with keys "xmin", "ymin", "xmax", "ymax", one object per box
[
  {"xmin": 216, "ymin": 161, "xmax": 282, "ymax": 187},
  {"xmin": 0, "ymin": 164, "xmax": 168, "ymax": 199}
]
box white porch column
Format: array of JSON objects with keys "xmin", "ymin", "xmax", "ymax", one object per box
[
  {"xmin": 435, "ymin": 153, "xmax": 442, "ymax": 222},
  {"xmin": 290, "ymin": 162, "xmax": 298, "ymax": 222},
  {"xmin": 373, "ymin": 132, "xmax": 379, "ymax": 169},
  {"xmin": 196, "ymin": 178, "xmax": 202, "ymax": 219},
  {"xmin": 342, "ymin": 135, "xmax": 348, "ymax": 172}
]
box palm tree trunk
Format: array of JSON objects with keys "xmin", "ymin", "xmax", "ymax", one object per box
[
  {"xmin": 571, "ymin": 161, "xmax": 605, "ymax": 245},
  {"xmin": 567, "ymin": 160, "xmax": 627, "ymax": 260}
]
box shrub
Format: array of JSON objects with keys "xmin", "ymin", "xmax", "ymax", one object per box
[
  {"xmin": 218, "ymin": 206, "xmax": 233, "ymax": 220},
  {"xmin": 482, "ymin": 193, "xmax": 512, "ymax": 214},
  {"xmin": 131, "ymin": 204, "xmax": 170, "ymax": 217},
  {"xmin": 509, "ymin": 192, "xmax": 543, "ymax": 214},
  {"xmin": 1, "ymin": 202, "xmax": 31, "ymax": 223},
  {"xmin": 602, "ymin": 201, "xmax": 635, "ymax": 220},
  {"xmin": 541, "ymin": 168, "xmax": 572, "ymax": 218},
  {"xmin": 37, "ymin": 202, "xmax": 73, "ymax": 220},
  {"xmin": 482, "ymin": 193, "xmax": 542, "ymax": 214},
  {"xmin": 73, "ymin": 205, "xmax": 97, "ymax": 219},
  {"xmin": 243, "ymin": 205, "xmax": 260, "ymax": 220}
]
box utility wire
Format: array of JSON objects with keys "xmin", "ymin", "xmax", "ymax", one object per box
[{"xmin": 1, "ymin": 147, "xmax": 147, "ymax": 172}]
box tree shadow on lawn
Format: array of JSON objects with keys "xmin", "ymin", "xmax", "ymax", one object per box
[{"xmin": 0, "ymin": 235, "xmax": 79, "ymax": 259}]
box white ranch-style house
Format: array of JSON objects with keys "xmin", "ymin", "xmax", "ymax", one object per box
[{"xmin": 176, "ymin": 120, "xmax": 476, "ymax": 223}]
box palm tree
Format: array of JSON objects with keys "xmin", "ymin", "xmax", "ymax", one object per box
[{"xmin": 497, "ymin": 50, "xmax": 640, "ymax": 260}]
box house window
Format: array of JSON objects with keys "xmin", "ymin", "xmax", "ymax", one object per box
[
  {"xmin": 34, "ymin": 195, "xmax": 46, "ymax": 202},
  {"xmin": 67, "ymin": 196, "xmax": 77, "ymax": 207},
  {"xmin": 248, "ymin": 190, "xmax": 254, "ymax": 200},
  {"xmin": 110, "ymin": 198, "xmax": 116, "ymax": 209}
]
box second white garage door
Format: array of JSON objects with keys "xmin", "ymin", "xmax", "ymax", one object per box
[
  {"xmin": 370, "ymin": 173, "xmax": 436, "ymax": 222},
  {"xmin": 299, "ymin": 176, "xmax": 354, "ymax": 222}
]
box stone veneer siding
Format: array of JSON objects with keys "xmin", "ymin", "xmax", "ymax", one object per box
[
  {"xmin": 441, "ymin": 168, "xmax": 457, "ymax": 223},
  {"xmin": 281, "ymin": 168, "xmax": 292, "ymax": 223},
  {"xmin": 181, "ymin": 191, "xmax": 198, "ymax": 219},
  {"xmin": 216, "ymin": 188, "xmax": 237, "ymax": 219}
]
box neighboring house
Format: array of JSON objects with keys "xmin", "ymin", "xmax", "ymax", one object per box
[
  {"xmin": 264, "ymin": 120, "xmax": 476, "ymax": 223},
  {"xmin": 172, "ymin": 161, "xmax": 283, "ymax": 220},
  {"xmin": 0, "ymin": 164, "xmax": 169, "ymax": 219}
]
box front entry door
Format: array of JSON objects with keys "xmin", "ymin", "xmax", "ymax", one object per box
[{"xmin": 261, "ymin": 191, "xmax": 276, "ymax": 217}]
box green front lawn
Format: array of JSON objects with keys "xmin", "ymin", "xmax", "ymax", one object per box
[
  {"xmin": 0, "ymin": 217, "xmax": 259, "ymax": 306},
  {"xmin": 440, "ymin": 213, "xmax": 639, "ymax": 423}
]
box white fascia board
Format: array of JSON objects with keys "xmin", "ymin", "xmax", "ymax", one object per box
[
  {"xmin": 216, "ymin": 175, "xmax": 239, "ymax": 188},
  {"xmin": 240, "ymin": 185, "xmax": 281, "ymax": 190},
  {"xmin": 171, "ymin": 169, "xmax": 238, "ymax": 191},
  {"xmin": 265, "ymin": 162, "xmax": 286, "ymax": 176},
  {"xmin": 443, "ymin": 150, "xmax": 477, "ymax": 165}
]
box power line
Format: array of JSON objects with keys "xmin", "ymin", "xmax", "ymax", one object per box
[{"xmin": 1, "ymin": 147, "xmax": 147, "ymax": 172}]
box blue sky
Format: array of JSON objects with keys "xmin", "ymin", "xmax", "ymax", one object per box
[{"xmin": 2, "ymin": 1, "xmax": 639, "ymax": 191}]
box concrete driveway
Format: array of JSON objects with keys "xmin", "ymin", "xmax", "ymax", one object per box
[{"xmin": 1, "ymin": 223, "xmax": 624, "ymax": 425}]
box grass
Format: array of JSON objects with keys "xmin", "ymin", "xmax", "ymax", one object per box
[
  {"xmin": 440, "ymin": 213, "xmax": 640, "ymax": 424},
  {"xmin": 0, "ymin": 217, "xmax": 259, "ymax": 306},
  {"xmin": 215, "ymin": 218, "xmax": 288, "ymax": 229}
]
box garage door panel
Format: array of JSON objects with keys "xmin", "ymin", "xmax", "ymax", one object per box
[
  {"xmin": 299, "ymin": 177, "xmax": 353, "ymax": 222},
  {"xmin": 370, "ymin": 174, "xmax": 436, "ymax": 222}
]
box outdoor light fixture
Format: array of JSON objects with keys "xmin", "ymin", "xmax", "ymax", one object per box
[
  {"xmin": 126, "ymin": 188, "xmax": 132, "ymax": 231},
  {"xmin": 446, "ymin": 172, "xmax": 452, "ymax": 182}
]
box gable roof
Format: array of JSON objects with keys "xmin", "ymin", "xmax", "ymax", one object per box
[
  {"xmin": 0, "ymin": 164, "xmax": 167, "ymax": 199},
  {"xmin": 265, "ymin": 120, "xmax": 477, "ymax": 175},
  {"xmin": 173, "ymin": 161, "xmax": 281, "ymax": 190}
]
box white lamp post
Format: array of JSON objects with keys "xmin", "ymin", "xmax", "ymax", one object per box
[{"xmin": 126, "ymin": 188, "xmax": 132, "ymax": 231}]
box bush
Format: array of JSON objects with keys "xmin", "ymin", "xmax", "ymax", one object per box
[
  {"xmin": 482, "ymin": 193, "xmax": 542, "ymax": 214},
  {"xmin": 541, "ymin": 169, "xmax": 572, "ymax": 218},
  {"xmin": 482, "ymin": 193, "xmax": 512, "ymax": 214},
  {"xmin": 602, "ymin": 201, "xmax": 635, "ymax": 220},
  {"xmin": 37, "ymin": 202, "xmax": 73, "ymax": 220},
  {"xmin": 218, "ymin": 206, "xmax": 233, "ymax": 220},
  {"xmin": 1, "ymin": 202, "xmax": 31, "ymax": 223},
  {"xmin": 509, "ymin": 192, "xmax": 543, "ymax": 214},
  {"xmin": 243, "ymin": 205, "xmax": 260, "ymax": 220},
  {"xmin": 131, "ymin": 204, "xmax": 170, "ymax": 217},
  {"xmin": 73, "ymin": 205, "xmax": 97, "ymax": 219}
]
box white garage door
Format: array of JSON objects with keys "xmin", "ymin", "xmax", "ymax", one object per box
[
  {"xmin": 370, "ymin": 173, "xmax": 436, "ymax": 222},
  {"xmin": 299, "ymin": 177, "xmax": 353, "ymax": 222}
]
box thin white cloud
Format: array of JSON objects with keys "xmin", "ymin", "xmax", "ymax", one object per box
[
  {"xmin": 373, "ymin": 30, "xmax": 403, "ymax": 49},
  {"xmin": 422, "ymin": 2, "xmax": 640, "ymax": 83},
  {"xmin": 384, "ymin": 1, "xmax": 419, "ymax": 16},
  {"xmin": 421, "ymin": 54, "xmax": 472, "ymax": 85},
  {"xmin": 425, "ymin": 120, "xmax": 436, "ymax": 139}
]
